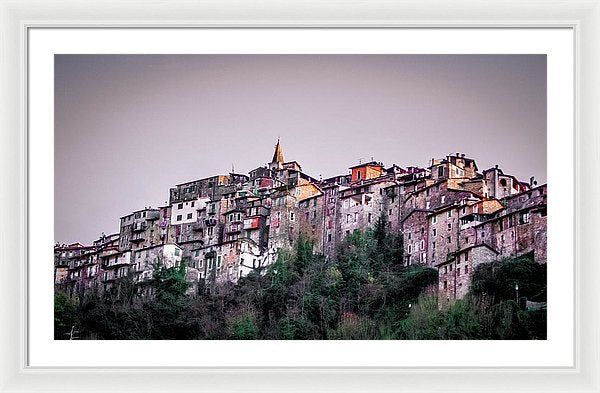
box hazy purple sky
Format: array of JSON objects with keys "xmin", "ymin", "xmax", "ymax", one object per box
[{"xmin": 55, "ymin": 54, "xmax": 546, "ymax": 244}]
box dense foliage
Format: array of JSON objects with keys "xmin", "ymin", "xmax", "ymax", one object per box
[
  {"xmin": 398, "ymin": 255, "xmax": 547, "ymax": 340},
  {"xmin": 54, "ymin": 215, "xmax": 546, "ymax": 340}
]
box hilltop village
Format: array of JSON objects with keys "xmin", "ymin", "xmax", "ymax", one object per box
[{"xmin": 55, "ymin": 140, "xmax": 547, "ymax": 303}]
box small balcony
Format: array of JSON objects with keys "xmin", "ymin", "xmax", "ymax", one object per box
[
  {"xmin": 225, "ymin": 223, "xmax": 243, "ymax": 234},
  {"xmin": 130, "ymin": 234, "xmax": 145, "ymax": 243},
  {"xmin": 205, "ymin": 218, "xmax": 218, "ymax": 226},
  {"xmin": 132, "ymin": 222, "xmax": 147, "ymax": 232}
]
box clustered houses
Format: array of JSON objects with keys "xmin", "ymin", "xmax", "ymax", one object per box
[{"xmin": 55, "ymin": 141, "xmax": 547, "ymax": 304}]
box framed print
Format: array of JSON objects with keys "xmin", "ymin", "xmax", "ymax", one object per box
[{"xmin": 1, "ymin": 1, "xmax": 600, "ymax": 392}]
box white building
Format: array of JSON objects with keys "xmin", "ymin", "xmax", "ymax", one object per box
[{"xmin": 170, "ymin": 197, "xmax": 210, "ymax": 225}]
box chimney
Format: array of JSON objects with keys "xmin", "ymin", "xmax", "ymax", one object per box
[
  {"xmin": 495, "ymin": 164, "xmax": 499, "ymax": 169},
  {"xmin": 461, "ymin": 154, "xmax": 465, "ymax": 158},
  {"xmin": 456, "ymin": 152, "xmax": 460, "ymax": 157},
  {"xmin": 530, "ymin": 176, "xmax": 535, "ymax": 186}
]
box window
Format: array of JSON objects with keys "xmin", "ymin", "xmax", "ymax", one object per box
[
  {"xmin": 465, "ymin": 265, "xmax": 469, "ymax": 274},
  {"xmin": 447, "ymin": 210, "xmax": 452, "ymax": 218},
  {"xmin": 191, "ymin": 201, "xmax": 195, "ymax": 207},
  {"xmin": 346, "ymin": 214, "xmax": 351, "ymax": 223},
  {"xmin": 217, "ymin": 256, "xmax": 222, "ymax": 268},
  {"xmin": 520, "ymin": 212, "xmax": 531, "ymax": 224},
  {"xmin": 438, "ymin": 166, "xmax": 444, "ymax": 177},
  {"xmin": 354, "ymin": 212, "xmax": 358, "ymax": 221},
  {"xmin": 208, "ymin": 227, "xmax": 213, "ymax": 236},
  {"xmin": 357, "ymin": 171, "xmax": 361, "ymax": 180},
  {"xmin": 447, "ymin": 236, "xmax": 452, "ymax": 244},
  {"xmin": 449, "ymin": 264, "xmax": 453, "ymax": 272},
  {"xmin": 441, "ymin": 195, "xmax": 446, "ymax": 204},
  {"xmin": 432, "ymin": 216, "xmax": 437, "ymax": 224},
  {"xmin": 176, "ymin": 214, "xmax": 182, "ymax": 221},
  {"xmin": 443, "ymin": 280, "xmax": 448, "ymax": 289},
  {"xmin": 312, "ymin": 211, "xmax": 317, "ymax": 219},
  {"xmin": 178, "ymin": 203, "xmax": 183, "ymax": 209},
  {"xmin": 187, "ymin": 213, "xmax": 193, "ymax": 219},
  {"xmin": 420, "ymin": 240, "xmax": 425, "ymax": 250},
  {"xmin": 464, "ymin": 251, "xmax": 469, "ymax": 261},
  {"xmin": 305, "ymin": 212, "xmax": 309, "ymax": 220},
  {"xmin": 175, "ymin": 248, "xmax": 180, "ymax": 256},
  {"xmin": 462, "ymin": 206, "xmax": 466, "ymax": 214},
  {"xmin": 426, "ymin": 201, "xmax": 430, "ymax": 209},
  {"xmin": 465, "ymin": 237, "xmax": 469, "ymax": 244},
  {"xmin": 432, "ymin": 228, "xmax": 437, "ymax": 237},
  {"xmin": 408, "ymin": 244, "xmax": 412, "ymax": 254},
  {"xmin": 368, "ymin": 213, "xmax": 372, "ymax": 223},
  {"xmin": 444, "ymin": 266, "xmax": 448, "ymax": 273},
  {"xmin": 457, "ymin": 267, "xmax": 461, "ymax": 275},
  {"xmin": 328, "ymin": 233, "xmax": 332, "ymax": 242}
]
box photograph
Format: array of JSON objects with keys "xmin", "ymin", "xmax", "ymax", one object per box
[{"xmin": 53, "ymin": 54, "xmax": 547, "ymax": 340}]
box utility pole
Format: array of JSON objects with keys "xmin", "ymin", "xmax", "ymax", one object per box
[{"xmin": 69, "ymin": 325, "xmax": 80, "ymax": 340}]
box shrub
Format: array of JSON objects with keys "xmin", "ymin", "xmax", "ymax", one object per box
[
  {"xmin": 227, "ymin": 311, "xmax": 258, "ymax": 340},
  {"xmin": 54, "ymin": 292, "xmax": 79, "ymax": 340}
]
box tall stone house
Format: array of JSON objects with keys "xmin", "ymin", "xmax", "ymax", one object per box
[{"xmin": 55, "ymin": 141, "xmax": 547, "ymax": 303}]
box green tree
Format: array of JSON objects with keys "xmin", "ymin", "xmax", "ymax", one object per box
[
  {"xmin": 54, "ymin": 292, "xmax": 79, "ymax": 339},
  {"xmin": 470, "ymin": 254, "xmax": 547, "ymax": 303},
  {"xmin": 227, "ymin": 311, "xmax": 258, "ymax": 339},
  {"xmin": 148, "ymin": 259, "xmax": 192, "ymax": 339}
]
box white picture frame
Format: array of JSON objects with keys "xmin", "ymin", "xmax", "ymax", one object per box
[{"xmin": 1, "ymin": 1, "xmax": 599, "ymax": 392}]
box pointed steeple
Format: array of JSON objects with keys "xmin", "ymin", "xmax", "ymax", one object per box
[{"xmin": 271, "ymin": 138, "xmax": 284, "ymax": 164}]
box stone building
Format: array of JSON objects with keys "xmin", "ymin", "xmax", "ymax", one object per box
[{"xmin": 55, "ymin": 141, "xmax": 547, "ymax": 307}]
